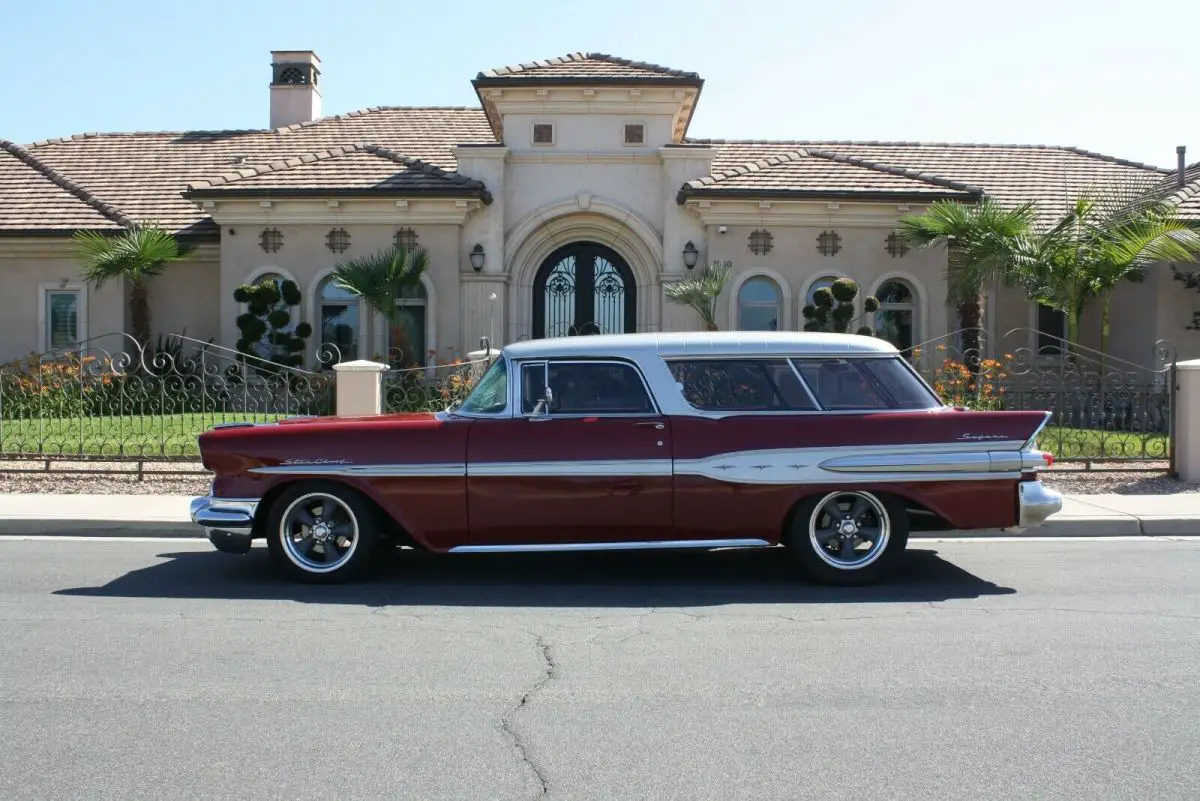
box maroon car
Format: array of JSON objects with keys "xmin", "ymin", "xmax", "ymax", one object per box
[{"xmin": 190, "ymin": 332, "xmax": 1061, "ymax": 585}]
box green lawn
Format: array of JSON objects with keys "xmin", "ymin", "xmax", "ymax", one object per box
[
  {"xmin": 0, "ymin": 413, "xmax": 280, "ymax": 458},
  {"xmin": 2, "ymin": 413, "xmax": 1172, "ymax": 462},
  {"xmin": 1037, "ymin": 426, "xmax": 1169, "ymax": 461}
]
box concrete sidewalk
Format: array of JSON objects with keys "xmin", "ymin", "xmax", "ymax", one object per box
[{"xmin": 0, "ymin": 492, "xmax": 1196, "ymax": 539}]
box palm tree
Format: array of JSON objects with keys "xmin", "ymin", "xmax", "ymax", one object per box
[
  {"xmin": 330, "ymin": 245, "xmax": 429, "ymax": 364},
  {"xmin": 73, "ymin": 223, "xmax": 195, "ymax": 346},
  {"xmin": 663, "ymin": 262, "xmax": 731, "ymax": 331},
  {"xmin": 1021, "ymin": 179, "xmax": 1200, "ymax": 360},
  {"xmin": 897, "ymin": 198, "xmax": 1037, "ymax": 369}
]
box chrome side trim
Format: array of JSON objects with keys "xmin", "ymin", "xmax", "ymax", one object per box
[
  {"xmin": 819, "ymin": 451, "xmax": 992, "ymax": 474},
  {"xmin": 448, "ymin": 538, "xmax": 771, "ymax": 553},
  {"xmin": 468, "ymin": 459, "xmax": 672, "ymax": 478},
  {"xmin": 248, "ymin": 463, "xmax": 467, "ymax": 478},
  {"xmin": 189, "ymin": 496, "xmax": 259, "ymax": 530},
  {"xmin": 1021, "ymin": 450, "xmax": 1052, "ymax": 471},
  {"xmin": 1017, "ymin": 480, "xmax": 1063, "ymax": 529},
  {"xmin": 987, "ymin": 452, "xmax": 1024, "ymax": 473}
]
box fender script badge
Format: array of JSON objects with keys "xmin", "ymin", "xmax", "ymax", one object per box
[
  {"xmin": 281, "ymin": 457, "xmax": 350, "ymax": 465},
  {"xmin": 958, "ymin": 433, "xmax": 1007, "ymax": 441}
]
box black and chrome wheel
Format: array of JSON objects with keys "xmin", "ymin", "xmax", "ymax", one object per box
[
  {"xmin": 265, "ymin": 482, "xmax": 379, "ymax": 583},
  {"xmin": 784, "ymin": 490, "xmax": 908, "ymax": 585}
]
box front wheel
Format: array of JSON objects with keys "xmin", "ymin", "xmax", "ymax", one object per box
[
  {"xmin": 783, "ymin": 490, "xmax": 908, "ymax": 585},
  {"xmin": 265, "ymin": 482, "xmax": 379, "ymax": 583}
]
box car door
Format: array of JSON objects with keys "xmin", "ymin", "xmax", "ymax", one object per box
[{"xmin": 466, "ymin": 358, "xmax": 673, "ymax": 546}]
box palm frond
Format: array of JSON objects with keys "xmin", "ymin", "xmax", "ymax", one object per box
[
  {"xmin": 73, "ymin": 224, "xmax": 193, "ymax": 288},
  {"xmin": 663, "ymin": 263, "xmax": 730, "ymax": 329},
  {"xmin": 331, "ymin": 245, "xmax": 430, "ymax": 323}
]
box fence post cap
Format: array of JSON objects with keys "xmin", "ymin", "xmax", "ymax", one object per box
[
  {"xmin": 1176, "ymin": 358, "xmax": 1200, "ymax": 371},
  {"xmin": 332, "ymin": 360, "xmax": 389, "ymax": 373}
]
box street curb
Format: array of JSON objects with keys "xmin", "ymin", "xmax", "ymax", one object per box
[{"xmin": 0, "ymin": 519, "xmax": 199, "ymax": 538}]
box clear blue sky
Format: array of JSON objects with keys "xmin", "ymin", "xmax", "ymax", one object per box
[{"xmin": 2, "ymin": 0, "xmax": 1195, "ymax": 169}]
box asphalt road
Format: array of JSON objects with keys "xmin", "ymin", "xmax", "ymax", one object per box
[{"xmin": 1, "ymin": 536, "xmax": 1198, "ymax": 801}]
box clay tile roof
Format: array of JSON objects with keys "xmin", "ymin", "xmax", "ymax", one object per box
[
  {"xmin": 185, "ymin": 142, "xmax": 492, "ymax": 202},
  {"xmin": 685, "ymin": 139, "xmax": 1170, "ymax": 224},
  {"xmin": 0, "ymin": 140, "xmax": 128, "ymax": 233},
  {"xmin": 19, "ymin": 106, "xmax": 495, "ymax": 235},
  {"xmin": 474, "ymin": 52, "xmax": 701, "ymax": 83},
  {"xmin": 1157, "ymin": 163, "xmax": 1200, "ymax": 220},
  {"xmin": 679, "ymin": 148, "xmax": 982, "ymax": 202}
]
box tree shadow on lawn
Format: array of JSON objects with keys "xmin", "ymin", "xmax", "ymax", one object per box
[{"xmin": 56, "ymin": 544, "xmax": 1016, "ymax": 607}]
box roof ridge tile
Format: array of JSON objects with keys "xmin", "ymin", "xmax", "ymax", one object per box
[
  {"xmin": 476, "ymin": 51, "xmax": 700, "ymax": 80},
  {"xmin": 686, "ymin": 138, "xmax": 1171, "ymax": 174},
  {"xmin": 184, "ymin": 141, "xmax": 490, "ymax": 196},
  {"xmin": 803, "ymin": 148, "xmax": 985, "ymax": 194},
  {"xmin": 1, "ymin": 138, "xmax": 131, "ymax": 227}
]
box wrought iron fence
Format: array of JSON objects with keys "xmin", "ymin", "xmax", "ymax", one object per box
[
  {"xmin": 382, "ymin": 350, "xmax": 491, "ymax": 413},
  {"xmin": 901, "ymin": 327, "xmax": 1176, "ymax": 469},
  {"xmin": 0, "ymin": 332, "xmax": 337, "ymax": 461}
]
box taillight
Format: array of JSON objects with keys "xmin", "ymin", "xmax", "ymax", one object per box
[{"xmin": 1042, "ymin": 452, "xmax": 1055, "ymax": 467}]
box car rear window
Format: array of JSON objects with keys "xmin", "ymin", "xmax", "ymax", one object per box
[
  {"xmin": 791, "ymin": 357, "xmax": 940, "ymax": 410},
  {"xmin": 668, "ymin": 359, "xmax": 817, "ymax": 411}
]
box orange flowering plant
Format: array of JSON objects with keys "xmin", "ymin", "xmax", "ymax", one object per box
[
  {"xmin": 0, "ymin": 352, "xmax": 124, "ymax": 420},
  {"xmin": 912, "ymin": 344, "xmax": 1012, "ymax": 411}
]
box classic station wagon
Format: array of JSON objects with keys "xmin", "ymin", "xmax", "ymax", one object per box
[{"xmin": 190, "ymin": 332, "xmax": 1062, "ymax": 585}]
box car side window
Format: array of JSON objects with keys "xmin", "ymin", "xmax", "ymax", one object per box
[
  {"xmin": 527, "ymin": 361, "xmax": 655, "ymax": 415},
  {"xmin": 668, "ymin": 359, "xmax": 817, "ymax": 411},
  {"xmin": 791, "ymin": 358, "xmax": 892, "ymax": 410}
]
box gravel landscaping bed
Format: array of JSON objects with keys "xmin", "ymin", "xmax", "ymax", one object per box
[
  {"xmin": 1, "ymin": 458, "xmax": 1197, "ymax": 496},
  {"xmin": 0, "ymin": 459, "xmax": 211, "ymax": 496}
]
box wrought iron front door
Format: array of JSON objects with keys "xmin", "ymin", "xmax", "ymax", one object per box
[{"xmin": 533, "ymin": 242, "xmax": 636, "ymax": 338}]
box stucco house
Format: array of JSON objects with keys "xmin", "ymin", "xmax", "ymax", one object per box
[{"xmin": 1, "ymin": 50, "xmax": 1197, "ymax": 370}]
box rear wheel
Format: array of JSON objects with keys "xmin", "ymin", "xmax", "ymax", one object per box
[
  {"xmin": 784, "ymin": 490, "xmax": 908, "ymax": 585},
  {"xmin": 265, "ymin": 481, "xmax": 379, "ymax": 583}
]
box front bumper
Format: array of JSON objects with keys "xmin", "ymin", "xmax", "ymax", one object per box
[
  {"xmin": 189, "ymin": 496, "xmax": 260, "ymax": 554},
  {"xmin": 1017, "ymin": 480, "xmax": 1063, "ymax": 530}
]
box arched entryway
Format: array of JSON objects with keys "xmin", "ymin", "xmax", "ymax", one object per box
[{"xmin": 532, "ymin": 242, "xmax": 637, "ymax": 338}]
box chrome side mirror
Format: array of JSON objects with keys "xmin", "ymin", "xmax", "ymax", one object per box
[{"xmin": 529, "ymin": 386, "xmax": 553, "ymax": 420}]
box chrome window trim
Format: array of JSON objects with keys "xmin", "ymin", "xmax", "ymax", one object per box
[
  {"xmin": 658, "ymin": 354, "xmax": 945, "ymax": 416},
  {"xmin": 789, "ymin": 356, "xmax": 943, "ymax": 413},
  {"xmin": 452, "ymin": 353, "xmax": 515, "ymax": 419},
  {"xmin": 663, "ymin": 356, "xmax": 822, "ymax": 414},
  {"xmin": 513, "ymin": 357, "xmax": 663, "ymax": 420}
]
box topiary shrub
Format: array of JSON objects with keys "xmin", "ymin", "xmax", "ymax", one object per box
[
  {"xmin": 233, "ymin": 278, "xmax": 312, "ymax": 369},
  {"xmin": 802, "ymin": 278, "xmax": 880, "ymax": 336}
]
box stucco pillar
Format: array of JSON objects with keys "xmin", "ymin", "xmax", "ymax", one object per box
[
  {"xmin": 333, "ymin": 360, "xmax": 387, "ymax": 416},
  {"xmin": 1174, "ymin": 359, "xmax": 1200, "ymax": 481}
]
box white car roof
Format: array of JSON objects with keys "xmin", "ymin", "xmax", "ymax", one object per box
[{"xmin": 501, "ymin": 331, "xmax": 899, "ymax": 360}]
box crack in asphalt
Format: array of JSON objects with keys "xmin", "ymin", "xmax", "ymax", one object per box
[{"xmin": 500, "ymin": 635, "xmax": 556, "ymax": 800}]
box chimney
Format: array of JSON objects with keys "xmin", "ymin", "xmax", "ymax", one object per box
[
  {"xmin": 1178, "ymin": 145, "xmax": 1187, "ymax": 189},
  {"xmin": 270, "ymin": 51, "xmax": 322, "ymax": 128}
]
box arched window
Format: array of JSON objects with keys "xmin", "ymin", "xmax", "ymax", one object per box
[
  {"xmin": 875, "ymin": 279, "xmax": 918, "ymax": 351},
  {"xmin": 805, "ymin": 275, "xmax": 841, "ymax": 306},
  {"xmin": 388, "ymin": 281, "xmax": 428, "ymax": 367},
  {"xmin": 316, "ymin": 274, "xmax": 360, "ymax": 362},
  {"xmin": 737, "ymin": 276, "xmax": 781, "ymax": 331}
]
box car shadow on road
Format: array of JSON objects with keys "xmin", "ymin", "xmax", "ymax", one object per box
[{"xmin": 55, "ymin": 544, "xmax": 1016, "ymax": 606}]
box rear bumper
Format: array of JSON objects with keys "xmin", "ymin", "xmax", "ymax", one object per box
[
  {"xmin": 1017, "ymin": 480, "xmax": 1062, "ymax": 530},
  {"xmin": 189, "ymin": 496, "xmax": 259, "ymax": 554}
]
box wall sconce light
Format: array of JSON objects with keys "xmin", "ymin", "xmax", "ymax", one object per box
[
  {"xmin": 469, "ymin": 243, "xmax": 486, "ymax": 272},
  {"xmin": 682, "ymin": 240, "xmax": 699, "ymax": 270}
]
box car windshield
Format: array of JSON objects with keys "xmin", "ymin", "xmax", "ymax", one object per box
[{"xmin": 458, "ymin": 356, "xmax": 508, "ymax": 414}]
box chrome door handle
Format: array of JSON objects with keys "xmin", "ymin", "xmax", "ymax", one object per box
[{"xmin": 634, "ymin": 421, "xmax": 665, "ymax": 430}]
